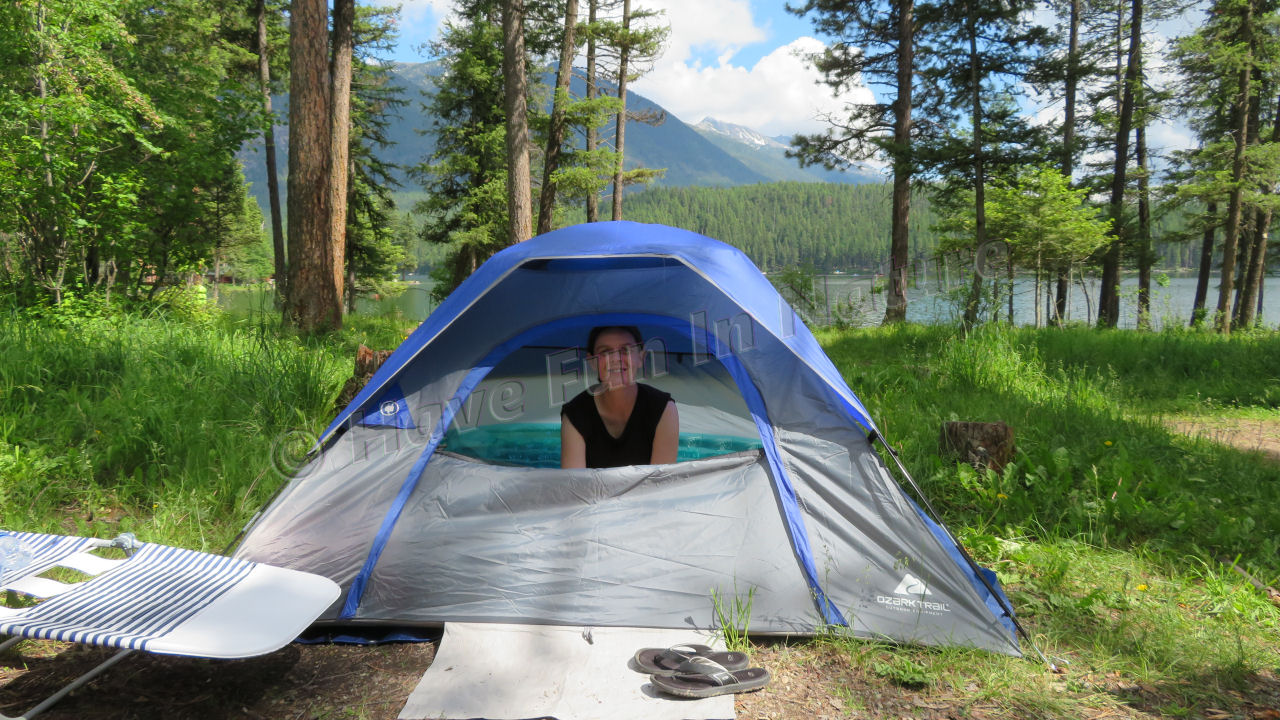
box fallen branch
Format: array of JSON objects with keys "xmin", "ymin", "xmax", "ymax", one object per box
[{"xmin": 1220, "ymin": 557, "xmax": 1280, "ymax": 607}]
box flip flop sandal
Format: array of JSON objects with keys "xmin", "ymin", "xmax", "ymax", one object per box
[
  {"xmin": 649, "ymin": 656, "xmax": 771, "ymax": 698},
  {"xmin": 632, "ymin": 643, "xmax": 749, "ymax": 676}
]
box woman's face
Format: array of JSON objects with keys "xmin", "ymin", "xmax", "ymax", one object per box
[{"xmin": 591, "ymin": 329, "xmax": 642, "ymax": 390}]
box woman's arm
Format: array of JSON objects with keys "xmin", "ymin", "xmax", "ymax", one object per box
[
  {"xmin": 649, "ymin": 401, "xmax": 679, "ymax": 465},
  {"xmin": 561, "ymin": 415, "xmax": 587, "ymax": 468}
]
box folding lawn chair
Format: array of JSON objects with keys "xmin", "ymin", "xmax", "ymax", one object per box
[{"xmin": 0, "ymin": 530, "xmax": 339, "ymax": 719}]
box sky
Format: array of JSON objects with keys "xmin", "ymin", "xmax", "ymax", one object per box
[
  {"xmin": 388, "ymin": 0, "xmax": 870, "ymax": 137},
  {"xmin": 386, "ymin": 0, "xmax": 1200, "ymax": 155}
]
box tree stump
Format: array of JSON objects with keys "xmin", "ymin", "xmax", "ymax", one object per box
[
  {"xmin": 335, "ymin": 344, "xmax": 394, "ymax": 411},
  {"xmin": 939, "ymin": 421, "xmax": 1015, "ymax": 473}
]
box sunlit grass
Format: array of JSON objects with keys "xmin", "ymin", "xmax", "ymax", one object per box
[
  {"xmin": 0, "ymin": 307, "xmax": 414, "ymax": 551},
  {"xmin": 810, "ymin": 322, "xmax": 1280, "ymax": 717},
  {"xmin": 816, "ymin": 323, "xmax": 1280, "ymax": 578},
  {"xmin": 3, "ymin": 305, "xmax": 1277, "ymax": 717}
]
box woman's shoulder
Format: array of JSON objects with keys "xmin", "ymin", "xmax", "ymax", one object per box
[
  {"xmin": 636, "ymin": 383, "xmax": 673, "ymax": 406},
  {"xmin": 561, "ymin": 389, "xmax": 595, "ymax": 415}
]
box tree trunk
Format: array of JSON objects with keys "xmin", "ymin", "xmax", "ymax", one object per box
[
  {"xmin": 1098, "ymin": 0, "xmax": 1141, "ymax": 329},
  {"xmin": 1259, "ymin": 267, "xmax": 1266, "ymax": 319},
  {"xmin": 256, "ymin": 0, "xmax": 287, "ymax": 306},
  {"xmin": 1136, "ymin": 117, "xmax": 1152, "ymax": 329},
  {"xmin": 1238, "ymin": 207, "xmax": 1270, "ymax": 328},
  {"xmin": 504, "ymin": 0, "xmax": 533, "ymax": 243},
  {"xmin": 1232, "ymin": 90, "xmax": 1263, "ymax": 324},
  {"xmin": 346, "ymin": 238, "xmax": 357, "ymax": 315},
  {"xmin": 537, "ymin": 0, "xmax": 578, "ymax": 235},
  {"xmin": 1078, "ymin": 267, "xmax": 1093, "ymax": 324},
  {"xmin": 85, "ymin": 242, "xmax": 99, "ymax": 286},
  {"xmin": 328, "ymin": 0, "xmax": 355, "ymax": 328},
  {"xmin": 1006, "ymin": 262, "xmax": 1015, "ymax": 324},
  {"xmin": 1062, "ymin": 0, "xmax": 1080, "ymax": 178},
  {"xmin": 611, "ymin": 0, "xmax": 632, "ymax": 221},
  {"xmin": 211, "ymin": 249, "xmax": 221, "ymax": 305},
  {"xmin": 962, "ymin": 3, "xmax": 986, "ymax": 330},
  {"xmin": 1054, "ymin": 0, "xmax": 1080, "ymax": 327},
  {"xmin": 1191, "ymin": 200, "xmax": 1217, "ymax": 327},
  {"xmin": 585, "ymin": 0, "xmax": 600, "ymax": 223},
  {"xmin": 1034, "ymin": 263, "xmax": 1043, "ymax": 328},
  {"xmin": 884, "ymin": 0, "xmax": 913, "ymax": 325},
  {"xmin": 1236, "ymin": 92, "xmax": 1279, "ymax": 328},
  {"xmin": 34, "ymin": 3, "xmax": 67, "ymax": 305},
  {"xmin": 284, "ymin": 0, "xmax": 337, "ymax": 332},
  {"xmin": 1216, "ymin": 1, "xmax": 1252, "ymax": 335}
]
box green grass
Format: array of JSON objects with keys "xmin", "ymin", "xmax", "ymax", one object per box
[
  {"xmin": 818, "ymin": 323, "xmax": 1280, "ymax": 578},
  {"xmin": 2, "ymin": 305, "xmax": 1278, "ymax": 717},
  {"xmin": 0, "ymin": 305, "xmax": 414, "ymax": 551},
  {"xmin": 811, "ymin": 322, "xmax": 1280, "ymax": 717},
  {"xmin": 810, "ymin": 535, "xmax": 1278, "ymax": 717},
  {"xmin": 711, "ymin": 583, "xmax": 756, "ymax": 653}
]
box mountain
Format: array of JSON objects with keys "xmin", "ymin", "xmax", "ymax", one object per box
[
  {"xmin": 692, "ymin": 117, "xmax": 882, "ymax": 185},
  {"xmin": 585, "ymin": 78, "xmax": 767, "ymax": 187},
  {"xmin": 239, "ymin": 62, "xmax": 874, "ymax": 213}
]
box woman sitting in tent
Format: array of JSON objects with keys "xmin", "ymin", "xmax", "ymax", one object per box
[{"xmin": 560, "ymin": 326, "xmax": 679, "ymax": 468}]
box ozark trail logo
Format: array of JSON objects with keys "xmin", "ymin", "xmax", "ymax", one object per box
[
  {"xmin": 380, "ymin": 400, "xmax": 400, "ymax": 417},
  {"xmin": 875, "ymin": 572, "xmax": 952, "ymax": 615},
  {"xmin": 892, "ymin": 573, "xmax": 932, "ymax": 596}
]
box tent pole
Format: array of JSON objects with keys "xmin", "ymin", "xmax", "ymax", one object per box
[{"xmin": 872, "ymin": 433, "xmax": 1061, "ymax": 672}]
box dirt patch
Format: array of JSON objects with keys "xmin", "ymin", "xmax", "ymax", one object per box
[
  {"xmin": 1167, "ymin": 415, "xmax": 1280, "ymax": 463},
  {"xmin": 4, "ymin": 635, "xmax": 1280, "ymax": 719},
  {"xmin": 0, "ymin": 640, "xmax": 434, "ymax": 719}
]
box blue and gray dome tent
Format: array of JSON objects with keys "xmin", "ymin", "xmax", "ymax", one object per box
[{"xmin": 235, "ymin": 221, "xmax": 1022, "ymax": 656}]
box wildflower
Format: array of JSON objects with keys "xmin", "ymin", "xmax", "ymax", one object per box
[
  {"xmin": 1137, "ymin": 584, "xmax": 1148, "ymax": 591},
  {"xmin": 1104, "ymin": 440, "xmax": 1113, "ymax": 447},
  {"xmin": 996, "ymin": 493, "xmax": 1008, "ymax": 500}
]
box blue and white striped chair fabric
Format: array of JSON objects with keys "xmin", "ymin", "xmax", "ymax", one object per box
[
  {"xmin": 0, "ymin": 531, "xmax": 339, "ymax": 719},
  {"xmin": 0, "ymin": 531, "xmax": 142, "ymax": 606},
  {"xmin": 1, "ymin": 542, "xmax": 253, "ymax": 652},
  {"xmin": 0, "ymin": 532, "xmax": 111, "ymax": 592},
  {"xmin": 0, "ymin": 531, "xmax": 339, "ymax": 658}
]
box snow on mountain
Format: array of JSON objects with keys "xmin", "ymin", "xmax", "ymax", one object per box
[{"xmin": 694, "ymin": 117, "xmax": 788, "ymax": 151}]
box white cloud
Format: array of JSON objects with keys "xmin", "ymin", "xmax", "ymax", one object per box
[
  {"xmin": 620, "ymin": 0, "xmax": 875, "ymax": 136},
  {"xmin": 642, "ymin": 0, "xmax": 766, "ymax": 65},
  {"xmin": 633, "ymin": 35, "xmax": 875, "ymax": 138},
  {"xmin": 374, "ymin": 0, "xmax": 451, "ymax": 60},
  {"xmin": 398, "ymin": 0, "xmax": 453, "ymax": 22},
  {"xmin": 1148, "ymin": 121, "xmax": 1196, "ymax": 158},
  {"xmin": 394, "ymin": 0, "xmax": 873, "ymax": 137}
]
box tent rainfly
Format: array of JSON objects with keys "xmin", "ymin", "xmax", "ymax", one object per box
[{"xmin": 235, "ymin": 221, "xmax": 1023, "ymax": 656}]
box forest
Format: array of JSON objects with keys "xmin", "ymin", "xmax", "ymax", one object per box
[
  {"xmin": 1, "ymin": 0, "xmax": 1277, "ymax": 333},
  {"xmin": 622, "ymin": 181, "xmax": 1207, "ymax": 274}
]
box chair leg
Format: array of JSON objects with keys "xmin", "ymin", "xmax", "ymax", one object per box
[{"xmin": 0, "ymin": 648, "xmax": 134, "ymax": 720}]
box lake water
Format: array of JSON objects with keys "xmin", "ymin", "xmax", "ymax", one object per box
[
  {"xmin": 809, "ymin": 273, "xmax": 1280, "ymax": 330},
  {"xmin": 218, "ymin": 273, "xmax": 1277, "ymax": 331},
  {"xmin": 218, "ymin": 278, "xmax": 438, "ymax": 320}
]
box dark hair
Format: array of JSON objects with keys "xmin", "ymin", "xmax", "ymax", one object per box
[{"xmin": 587, "ymin": 325, "xmax": 643, "ymax": 354}]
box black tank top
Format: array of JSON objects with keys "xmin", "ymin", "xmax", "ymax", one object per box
[{"xmin": 561, "ymin": 383, "xmax": 673, "ymax": 468}]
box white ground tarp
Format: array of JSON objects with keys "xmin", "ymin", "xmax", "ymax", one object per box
[{"xmin": 398, "ymin": 623, "xmax": 736, "ymax": 720}]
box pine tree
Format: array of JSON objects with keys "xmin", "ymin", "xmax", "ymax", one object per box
[
  {"xmin": 285, "ymin": 0, "xmax": 338, "ymax": 330},
  {"xmin": 1171, "ymin": 0, "xmax": 1280, "ymax": 332},
  {"xmin": 413, "ymin": 1, "xmax": 510, "ymax": 298},
  {"xmin": 915, "ymin": 0, "xmax": 1050, "ymax": 327},
  {"xmin": 502, "ymin": 0, "xmax": 532, "ymax": 243},
  {"xmin": 788, "ymin": 0, "xmax": 920, "ymax": 324}
]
